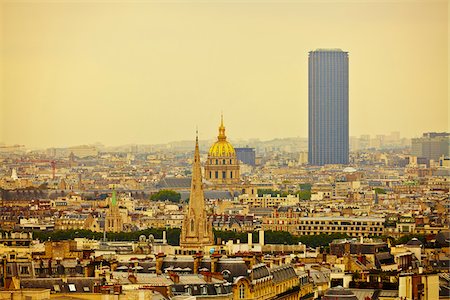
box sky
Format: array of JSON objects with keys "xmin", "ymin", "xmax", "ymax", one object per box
[{"xmin": 0, "ymin": 0, "xmax": 448, "ymax": 148}]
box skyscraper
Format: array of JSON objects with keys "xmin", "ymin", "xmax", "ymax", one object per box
[{"xmin": 308, "ymin": 49, "xmax": 349, "ymax": 165}]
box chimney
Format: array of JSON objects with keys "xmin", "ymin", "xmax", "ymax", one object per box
[
  {"xmin": 169, "ymin": 272, "xmax": 180, "ymax": 283},
  {"xmin": 155, "ymin": 253, "xmax": 166, "ymax": 275},
  {"xmin": 259, "ymin": 230, "xmax": 264, "ymax": 246},
  {"xmin": 248, "ymin": 233, "xmax": 252, "ymax": 248},
  {"xmin": 162, "ymin": 231, "xmax": 167, "ymax": 244},
  {"xmin": 193, "ymin": 253, "xmax": 203, "ymax": 274},
  {"xmin": 211, "ymin": 254, "xmax": 221, "ymax": 273},
  {"xmin": 203, "ymin": 272, "xmax": 212, "ymax": 283}
]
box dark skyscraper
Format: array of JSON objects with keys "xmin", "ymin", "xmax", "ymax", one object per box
[
  {"xmin": 235, "ymin": 147, "xmax": 256, "ymax": 166},
  {"xmin": 308, "ymin": 49, "xmax": 349, "ymax": 165}
]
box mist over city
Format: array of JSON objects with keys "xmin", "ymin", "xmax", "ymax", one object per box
[{"xmin": 0, "ymin": 0, "xmax": 448, "ymax": 299}]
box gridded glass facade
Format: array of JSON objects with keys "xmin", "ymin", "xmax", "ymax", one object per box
[{"xmin": 308, "ymin": 49, "xmax": 349, "ymax": 165}]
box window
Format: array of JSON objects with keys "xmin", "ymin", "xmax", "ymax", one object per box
[
  {"xmin": 68, "ymin": 284, "xmax": 76, "ymax": 292},
  {"xmin": 185, "ymin": 286, "xmax": 192, "ymax": 295},
  {"xmin": 223, "ymin": 159, "xmax": 226, "ymax": 164},
  {"xmin": 20, "ymin": 266, "xmax": 29, "ymax": 274},
  {"xmin": 215, "ymin": 171, "xmax": 218, "ymax": 178},
  {"xmin": 239, "ymin": 284, "xmax": 246, "ymax": 299},
  {"xmin": 215, "ymin": 285, "xmax": 222, "ymax": 294},
  {"xmin": 201, "ymin": 285, "xmax": 208, "ymax": 295},
  {"xmin": 222, "ymin": 171, "xmax": 226, "ymax": 179},
  {"xmin": 53, "ymin": 285, "xmax": 61, "ymax": 292},
  {"xmin": 230, "ymin": 171, "xmax": 233, "ymax": 178},
  {"xmin": 190, "ymin": 220, "xmax": 195, "ymax": 232}
]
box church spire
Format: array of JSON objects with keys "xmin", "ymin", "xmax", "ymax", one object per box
[
  {"xmin": 180, "ymin": 132, "xmax": 214, "ymax": 250},
  {"xmin": 187, "ymin": 132, "xmax": 206, "ymax": 218},
  {"xmin": 218, "ymin": 114, "xmax": 226, "ymax": 141},
  {"xmin": 111, "ymin": 189, "xmax": 117, "ymax": 206}
]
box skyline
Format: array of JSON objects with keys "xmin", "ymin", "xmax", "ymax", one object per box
[{"xmin": 0, "ymin": 0, "xmax": 448, "ymax": 148}]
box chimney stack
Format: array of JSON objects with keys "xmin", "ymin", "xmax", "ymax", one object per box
[
  {"xmin": 259, "ymin": 230, "xmax": 264, "ymax": 246},
  {"xmin": 156, "ymin": 253, "xmax": 166, "ymax": 275}
]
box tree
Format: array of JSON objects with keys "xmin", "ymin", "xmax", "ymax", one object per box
[
  {"xmin": 297, "ymin": 190, "xmax": 311, "ymax": 200},
  {"xmin": 150, "ymin": 190, "xmax": 181, "ymax": 203},
  {"xmin": 374, "ymin": 188, "xmax": 386, "ymax": 194},
  {"xmin": 257, "ymin": 189, "xmax": 279, "ymax": 197},
  {"xmin": 299, "ymin": 183, "xmax": 312, "ymax": 191}
]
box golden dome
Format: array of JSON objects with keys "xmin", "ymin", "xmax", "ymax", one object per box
[{"xmin": 208, "ymin": 115, "xmax": 236, "ymax": 157}]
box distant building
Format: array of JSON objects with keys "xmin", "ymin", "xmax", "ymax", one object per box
[
  {"xmin": 204, "ymin": 116, "xmax": 240, "ymax": 185},
  {"xmin": 263, "ymin": 208, "xmax": 384, "ymax": 237},
  {"xmin": 235, "ymin": 147, "xmax": 256, "ymax": 166},
  {"xmin": 308, "ymin": 49, "xmax": 349, "ymax": 165},
  {"xmin": 105, "ymin": 190, "xmax": 123, "ymax": 232},
  {"xmin": 411, "ymin": 132, "xmax": 449, "ymax": 161}
]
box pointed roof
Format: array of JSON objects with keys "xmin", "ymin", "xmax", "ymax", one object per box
[
  {"xmin": 111, "ymin": 189, "xmax": 117, "ymax": 206},
  {"xmin": 218, "ymin": 114, "xmax": 226, "ymax": 141},
  {"xmin": 187, "ymin": 133, "xmax": 206, "ymax": 213}
]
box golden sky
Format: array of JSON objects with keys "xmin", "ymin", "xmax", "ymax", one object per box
[{"xmin": 0, "ymin": 0, "xmax": 448, "ymax": 148}]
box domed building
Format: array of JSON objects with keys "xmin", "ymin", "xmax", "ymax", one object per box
[{"xmin": 204, "ymin": 116, "xmax": 240, "ymax": 186}]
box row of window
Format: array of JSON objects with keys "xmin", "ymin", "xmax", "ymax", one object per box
[
  {"xmin": 298, "ymin": 226, "xmax": 383, "ymax": 232},
  {"xmin": 208, "ymin": 159, "xmax": 234, "ymax": 165},
  {"xmin": 208, "ymin": 171, "xmax": 234, "ymax": 179}
]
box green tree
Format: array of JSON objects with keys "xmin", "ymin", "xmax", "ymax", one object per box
[
  {"xmin": 257, "ymin": 189, "xmax": 279, "ymax": 197},
  {"xmin": 297, "ymin": 190, "xmax": 311, "ymax": 200},
  {"xmin": 150, "ymin": 190, "xmax": 181, "ymax": 203},
  {"xmin": 394, "ymin": 234, "xmax": 426, "ymax": 246},
  {"xmin": 299, "ymin": 183, "xmax": 312, "ymax": 191},
  {"xmin": 374, "ymin": 188, "xmax": 386, "ymax": 194}
]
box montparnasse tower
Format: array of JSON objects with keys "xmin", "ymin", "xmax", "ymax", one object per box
[
  {"xmin": 204, "ymin": 115, "xmax": 240, "ymax": 186},
  {"xmin": 180, "ymin": 134, "xmax": 214, "ymax": 250}
]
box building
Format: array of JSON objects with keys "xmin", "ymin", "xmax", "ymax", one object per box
[
  {"xmin": 105, "ymin": 190, "xmax": 123, "ymax": 232},
  {"xmin": 263, "ymin": 208, "xmax": 384, "ymax": 237},
  {"xmin": 180, "ymin": 135, "xmax": 214, "ymax": 251},
  {"xmin": 238, "ymin": 193, "xmax": 300, "ymax": 208},
  {"xmin": 308, "ymin": 49, "xmax": 349, "ymax": 165},
  {"xmin": 204, "ymin": 116, "xmax": 240, "ymax": 186},
  {"xmin": 235, "ymin": 147, "xmax": 256, "ymax": 166},
  {"xmin": 411, "ymin": 132, "xmax": 449, "ymax": 161}
]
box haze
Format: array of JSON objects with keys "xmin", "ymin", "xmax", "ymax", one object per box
[{"xmin": 0, "ymin": 0, "xmax": 448, "ymax": 148}]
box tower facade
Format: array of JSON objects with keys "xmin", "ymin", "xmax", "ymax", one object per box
[
  {"xmin": 180, "ymin": 135, "xmax": 214, "ymax": 250},
  {"xmin": 308, "ymin": 49, "xmax": 349, "ymax": 165},
  {"xmin": 204, "ymin": 116, "xmax": 240, "ymax": 185},
  {"xmin": 105, "ymin": 190, "xmax": 123, "ymax": 232}
]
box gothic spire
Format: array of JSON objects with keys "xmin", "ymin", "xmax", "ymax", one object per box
[{"xmin": 189, "ymin": 132, "xmax": 204, "ymax": 209}]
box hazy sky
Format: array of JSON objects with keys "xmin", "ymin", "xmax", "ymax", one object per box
[{"xmin": 0, "ymin": 0, "xmax": 448, "ymax": 148}]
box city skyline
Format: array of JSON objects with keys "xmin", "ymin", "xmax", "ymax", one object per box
[{"xmin": 0, "ymin": 0, "xmax": 448, "ymax": 148}]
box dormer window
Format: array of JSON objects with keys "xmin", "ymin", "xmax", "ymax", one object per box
[
  {"xmin": 185, "ymin": 285, "xmax": 192, "ymax": 295},
  {"xmin": 201, "ymin": 285, "xmax": 208, "ymax": 295}
]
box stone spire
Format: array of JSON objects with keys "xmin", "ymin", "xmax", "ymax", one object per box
[
  {"xmin": 180, "ymin": 134, "xmax": 214, "ymax": 250},
  {"xmin": 111, "ymin": 189, "xmax": 117, "ymax": 207},
  {"xmin": 105, "ymin": 188, "xmax": 122, "ymax": 233}
]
